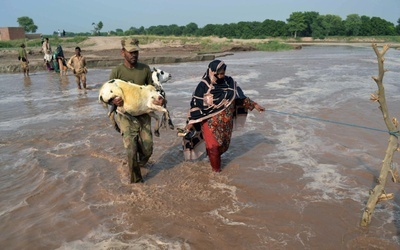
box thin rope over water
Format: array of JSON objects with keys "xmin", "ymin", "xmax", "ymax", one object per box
[{"xmin": 265, "ymin": 109, "xmax": 400, "ymax": 137}]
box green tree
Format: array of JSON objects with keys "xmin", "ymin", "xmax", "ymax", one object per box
[
  {"xmin": 310, "ymin": 14, "xmax": 342, "ymax": 37},
  {"xmin": 369, "ymin": 17, "xmax": 396, "ymax": 35},
  {"xmin": 147, "ymin": 25, "xmax": 169, "ymax": 35},
  {"xmin": 323, "ymin": 14, "xmax": 343, "ymax": 36},
  {"xmin": 115, "ymin": 28, "xmax": 124, "ymax": 35},
  {"xmin": 359, "ymin": 15, "xmax": 372, "ymax": 35},
  {"xmin": 310, "ymin": 16, "xmax": 325, "ymax": 38},
  {"xmin": 168, "ymin": 24, "xmax": 183, "ymax": 36},
  {"xmin": 91, "ymin": 21, "xmax": 103, "ymax": 35},
  {"xmin": 124, "ymin": 26, "xmax": 137, "ymax": 35},
  {"xmin": 212, "ymin": 24, "xmax": 225, "ymax": 38},
  {"xmin": 300, "ymin": 11, "xmax": 319, "ymax": 37},
  {"xmin": 359, "ymin": 16, "xmax": 395, "ymax": 35},
  {"xmin": 235, "ymin": 21, "xmax": 261, "ymax": 38},
  {"xmin": 17, "ymin": 16, "xmax": 38, "ymax": 33},
  {"xmin": 287, "ymin": 12, "xmax": 306, "ymax": 38},
  {"xmin": 183, "ymin": 22, "xmax": 198, "ymax": 35},
  {"xmin": 138, "ymin": 26, "xmax": 146, "ymax": 35},
  {"xmin": 220, "ymin": 23, "xmax": 236, "ymax": 38},
  {"xmin": 273, "ymin": 20, "xmax": 289, "ymax": 37},
  {"xmin": 98, "ymin": 21, "xmax": 103, "ymax": 32},
  {"xmin": 396, "ymin": 18, "xmax": 400, "ymax": 35},
  {"xmin": 345, "ymin": 14, "xmax": 362, "ymax": 36},
  {"xmin": 198, "ymin": 24, "xmax": 217, "ymax": 36}
]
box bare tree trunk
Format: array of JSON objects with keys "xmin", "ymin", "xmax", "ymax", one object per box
[{"xmin": 360, "ymin": 44, "xmax": 399, "ymax": 227}]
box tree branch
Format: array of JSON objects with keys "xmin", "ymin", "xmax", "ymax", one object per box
[{"xmin": 361, "ymin": 43, "xmax": 398, "ymax": 227}]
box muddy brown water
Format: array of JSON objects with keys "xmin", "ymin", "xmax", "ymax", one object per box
[{"xmin": 1, "ymin": 46, "xmax": 400, "ymax": 249}]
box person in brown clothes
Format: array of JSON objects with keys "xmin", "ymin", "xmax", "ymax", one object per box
[{"xmin": 67, "ymin": 47, "xmax": 87, "ymax": 89}]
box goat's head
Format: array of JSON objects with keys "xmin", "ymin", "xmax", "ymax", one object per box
[
  {"xmin": 152, "ymin": 68, "xmax": 172, "ymax": 87},
  {"xmin": 98, "ymin": 79, "xmax": 124, "ymax": 107}
]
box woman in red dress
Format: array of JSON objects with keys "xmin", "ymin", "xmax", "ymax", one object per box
[{"xmin": 184, "ymin": 60, "xmax": 265, "ymax": 172}]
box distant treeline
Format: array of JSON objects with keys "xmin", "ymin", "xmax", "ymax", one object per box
[{"xmin": 57, "ymin": 12, "xmax": 399, "ymax": 39}]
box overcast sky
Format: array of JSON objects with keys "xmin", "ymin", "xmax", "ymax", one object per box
[{"xmin": 1, "ymin": 0, "xmax": 399, "ymax": 34}]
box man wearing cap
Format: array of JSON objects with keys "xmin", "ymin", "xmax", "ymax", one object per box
[{"xmin": 109, "ymin": 38, "xmax": 154, "ymax": 183}]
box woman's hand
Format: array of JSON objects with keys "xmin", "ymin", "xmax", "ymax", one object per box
[
  {"xmin": 185, "ymin": 123, "xmax": 194, "ymax": 131},
  {"xmin": 254, "ymin": 103, "xmax": 265, "ymax": 112}
]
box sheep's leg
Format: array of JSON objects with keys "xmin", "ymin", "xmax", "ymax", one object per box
[
  {"xmin": 160, "ymin": 109, "xmax": 167, "ymax": 129},
  {"xmin": 149, "ymin": 112, "xmax": 161, "ymax": 137},
  {"xmin": 108, "ymin": 104, "xmax": 120, "ymax": 133},
  {"xmin": 160, "ymin": 112, "xmax": 167, "ymax": 129},
  {"xmin": 160, "ymin": 101, "xmax": 174, "ymax": 130},
  {"xmin": 163, "ymin": 108, "xmax": 174, "ymax": 130}
]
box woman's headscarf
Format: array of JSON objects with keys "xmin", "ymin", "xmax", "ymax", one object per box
[
  {"xmin": 187, "ymin": 60, "xmax": 246, "ymax": 124},
  {"xmin": 55, "ymin": 45, "xmax": 64, "ymax": 58},
  {"xmin": 202, "ymin": 59, "xmax": 227, "ymax": 84}
]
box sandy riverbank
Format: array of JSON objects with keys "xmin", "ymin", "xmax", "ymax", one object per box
[
  {"xmin": 0, "ymin": 36, "xmax": 236, "ymax": 73},
  {"xmin": 1, "ymin": 36, "xmax": 399, "ymax": 74}
]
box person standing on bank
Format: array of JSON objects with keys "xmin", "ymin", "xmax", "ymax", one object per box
[
  {"xmin": 67, "ymin": 46, "xmax": 87, "ymax": 89},
  {"xmin": 108, "ymin": 38, "xmax": 154, "ymax": 183},
  {"xmin": 18, "ymin": 44, "xmax": 29, "ymax": 76},
  {"xmin": 183, "ymin": 59, "xmax": 265, "ymax": 172},
  {"xmin": 40, "ymin": 35, "xmax": 44, "ymax": 49}
]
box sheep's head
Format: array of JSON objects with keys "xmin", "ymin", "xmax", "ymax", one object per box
[{"xmin": 99, "ymin": 79, "xmax": 124, "ymax": 107}]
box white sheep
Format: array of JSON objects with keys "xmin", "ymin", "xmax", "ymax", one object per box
[{"xmin": 99, "ymin": 79, "xmax": 167, "ymax": 137}]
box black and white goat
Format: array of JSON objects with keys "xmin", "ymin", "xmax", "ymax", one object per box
[{"xmin": 151, "ymin": 67, "xmax": 174, "ymax": 133}]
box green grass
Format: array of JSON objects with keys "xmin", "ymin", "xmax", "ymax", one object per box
[
  {"xmin": 0, "ymin": 41, "xmax": 15, "ymax": 48},
  {"xmin": 253, "ymin": 40, "xmax": 293, "ymax": 51},
  {"xmin": 349, "ymin": 36, "xmax": 400, "ymax": 43},
  {"xmin": 198, "ymin": 39, "xmax": 226, "ymax": 53},
  {"xmin": 121, "ymin": 35, "xmax": 199, "ymax": 46},
  {"xmin": 2, "ymin": 35, "xmax": 399, "ymax": 51},
  {"xmin": 0, "ymin": 36, "xmax": 90, "ymax": 49}
]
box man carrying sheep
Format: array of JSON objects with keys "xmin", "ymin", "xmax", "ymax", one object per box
[{"xmin": 109, "ymin": 38, "xmax": 154, "ymax": 183}]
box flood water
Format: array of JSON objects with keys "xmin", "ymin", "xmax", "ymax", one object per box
[{"xmin": 1, "ymin": 45, "xmax": 400, "ymax": 249}]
